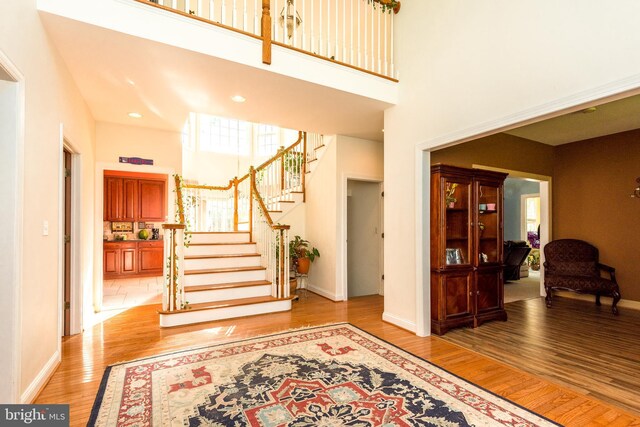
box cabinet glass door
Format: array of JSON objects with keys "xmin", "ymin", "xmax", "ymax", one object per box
[
  {"xmin": 444, "ymin": 178, "xmax": 471, "ymax": 266},
  {"xmin": 477, "ymin": 183, "xmax": 501, "ymax": 264}
]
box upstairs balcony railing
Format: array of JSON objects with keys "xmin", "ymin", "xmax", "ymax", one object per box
[{"xmin": 139, "ymin": 0, "xmax": 399, "ymax": 80}]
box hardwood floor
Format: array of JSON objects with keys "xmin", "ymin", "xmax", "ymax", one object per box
[
  {"xmin": 441, "ymin": 296, "xmax": 640, "ymax": 416},
  {"xmin": 35, "ymin": 293, "xmax": 640, "ymax": 426}
]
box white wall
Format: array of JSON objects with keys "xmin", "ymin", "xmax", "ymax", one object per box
[
  {"xmin": 384, "ymin": 0, "xmax": 640, "ymax": 336},
  {"xmin": 0, "ymin": 0, "xmax": 96, "ymax": 402},
  {"xmin": 306, "ymin": 135, "xmax": 383, "ymax": 300}
]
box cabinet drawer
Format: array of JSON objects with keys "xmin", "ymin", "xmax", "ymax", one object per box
[
  {"xmin": 104, "ymin": 241, "xmax": 136, "ymax": 249},
  {"xmin": 138, "ymin": 240, "xmax": 164, "ymax": 248}
]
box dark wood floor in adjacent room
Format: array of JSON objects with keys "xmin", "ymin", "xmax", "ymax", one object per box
[
  {"xmin": 35, "ymin": 293, "xmax": 640, "ymax": 426},
  {"xmin": 442, "ymin": 296, "xmax": 640, "ymax": 416}
]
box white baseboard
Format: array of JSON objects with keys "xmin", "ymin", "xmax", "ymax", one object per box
[
  {"xmin": 21, "ymin": 350, "xmax": 60, "ymax": 404},
  {"xmin": 382, "ymin": 312, "xmax": 417, "ymax": 333},
  {"xmin": 556, "ymin": 291, "xmax": 640, "ymax": 311},
  {"xmin": 306, "ymin": 285, "xmax": 339, "ymax": 301}
]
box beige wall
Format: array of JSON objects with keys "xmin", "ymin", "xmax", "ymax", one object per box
[
  {"xmin": 0, "ymin": 0, "xmax": 96, "ymax": 401},
  {"xmin": 431, "ymin": 133, "xmax": 555, "ymax": 177},
  {"xmin": 96, "ymin": 122, "xmax": 182, "ymax": 172},
  {"xmin": 554, "ymin": 130, "xmax": 640, "ymax": 302},
  {"xmin": 306, "ymin": 135, "xmax": 384, "ymax": 300}
]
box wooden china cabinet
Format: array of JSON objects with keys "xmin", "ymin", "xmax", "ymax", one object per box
[{"xmin": 430, "ymin": 164, "xmax": 508, "ymax": 335}]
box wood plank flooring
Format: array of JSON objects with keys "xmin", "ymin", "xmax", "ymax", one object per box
[
  {"xmin": 441, "ymin": 296, "xmax": 640, "ymax": 416},
  {"xmin": 35, "ymin": 293, "xmax": 640, "ymax": 426}
]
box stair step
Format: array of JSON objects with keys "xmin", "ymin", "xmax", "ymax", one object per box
[
  {"xmin": 313, "ymin": 144, "xmax": 326, "ymax": 151},
  {"xmin": 188, "ymin": 242, "xmax": 255, "ymax": 246},
  {"xmin": 160, "ymin": 296, "xmax": 292, "ymax": 314},
  {"xmin": 189, "ymin": 232, "xmax": 251, "ymax": 244},
  {"xmin": 190, "ymin": 231, "xmax": 251, "ymax": 234},
  {"xmin": 158, "ymin": 296, "xmax": 294, "ymax": 327},
  {"xmin": 185, "ymin": 280, "xmax": 270, "ymax": 293},
  {"xmin": 185, "ymin": 266, "xmax": 266, "ymax": 275},
  {"xmin": 307, "ymin": 158, "xmax": 318, "ymax": 163},
  {"xmin": 184, "ymin": 253, "xmax": 259, "ymax": 260}
]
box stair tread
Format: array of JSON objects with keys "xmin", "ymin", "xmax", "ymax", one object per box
[
  {"xmin": 188, "ymin": 242, "xmax": 255, "ymax": 246},
  {"xmin": 190, "ymin": 231, "xmax": 250, "ymax": 234},
  {"xmin": 313, "ymin": 144, "xmax": 326, "ymax": 151},
  {"xmin": 185, "ymin": 253, "xmax": 260, "ymax": 260},
  {"xmin": 185, "ymin": 266, "xmax": 266, "ymax": 275},
  {"xmin": 159, "ymin": 295, "xmax": 293, "ymax": 314},
  {"xmin": 185, "ymin": 280, "xmax": 271, "ymax": 292}
]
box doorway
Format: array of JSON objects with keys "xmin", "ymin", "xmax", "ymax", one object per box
[
  {"xmin": 63, "ymin": 148, "xmax": 72, "ymax": 335},
  {"xmin": 347, "ymin": 180, "xmax": 383, "ymax": 298}
]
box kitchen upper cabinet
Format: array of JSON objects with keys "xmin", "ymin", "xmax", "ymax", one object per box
[
  {"xmin": 104, "ymin": 172, "xmax": 166, "ymax": 222},
  {"xmin": 138, "ymin": 179, "xmax": 166, "ymax": 222}
]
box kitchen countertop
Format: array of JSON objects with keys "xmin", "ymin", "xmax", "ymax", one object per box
[{"xmin": 104, "ymin": 239, "xmax": 164, "ymax": 243}]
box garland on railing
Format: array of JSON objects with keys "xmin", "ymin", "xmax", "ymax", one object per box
[{"xmin": 367, "ymin": 0, "xmax": 401, "ymax": 14}]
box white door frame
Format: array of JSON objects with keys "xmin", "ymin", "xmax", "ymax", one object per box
[
  {"xmin": 338, "ymin": 173, "xmax": 383, "ymax": 301},
  {"xmin": 0, "ymin": 50, "xmax": 25, "ymax": 403},
  {"xmin": 94, "ymin": 162, "xmax": 176, "ymax": 316},
  {"xmin": 59, "ymin": 129, "xmax": 84, "ymax": 336}
]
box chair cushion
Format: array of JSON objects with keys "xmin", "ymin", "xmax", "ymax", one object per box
[
  {"xmin": 547, "ymin": 261, "xmax": 598, "ymax": 277},
  {"xmin": 546, "ymin": 274, "xmax": 618, "ymax": 293}
]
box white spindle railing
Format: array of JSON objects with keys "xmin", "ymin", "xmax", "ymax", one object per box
[
  {"xmin": 148, "ymin": 0, "xmax": 396, "ymax": 78},
  {"xmin": 251, "ymin": 168, "xmax": 290, "ymax": 299},
  {"xmin": 162, "ymin": 223, "xmax": 185, "ymax": 312}
]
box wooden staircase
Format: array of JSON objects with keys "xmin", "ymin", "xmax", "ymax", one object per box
[
  {"xmin": 159, "ymin": 132, "xmax": 326, "ymax": 327},
  {"xmin": 159, "ymin": 231, "xmax": 293, "ymax": 327}
]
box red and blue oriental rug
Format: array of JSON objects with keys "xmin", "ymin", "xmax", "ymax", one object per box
[{"xmin": 89, "ymin": 323, "xmax": 558, "ymax": 426}]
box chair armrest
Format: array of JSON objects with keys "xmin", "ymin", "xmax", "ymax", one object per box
[{"xmin": 598, "ymin": 263, "xmax": 617, "ymax": 284}]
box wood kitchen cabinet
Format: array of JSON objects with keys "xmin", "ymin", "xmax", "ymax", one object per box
[
  {"xmin": 103, "ymin": 171, "xmax": 166, "ymax": 222},
  {"xmin": 430, "ymin": 164, "xmax": 508, "ymax": 335},
  {"xmin": 138, "ymin": 179, "xmax": 166, "ymax": 221},
  {"xmin": 104, "ymin": 240, "xmax": 164, "ymax": 279}
]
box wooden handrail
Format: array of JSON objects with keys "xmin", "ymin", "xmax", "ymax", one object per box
[
  {"xmin": 250, "ymin": 167, "xmax": 275, "ymax": 227},
  {"xmin": 182, "ymin": 179, "xmax": 235, "ymax": 191}
]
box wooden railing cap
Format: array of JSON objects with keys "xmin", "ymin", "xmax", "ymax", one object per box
[{"xmin": 162, "ymin": 223, "xmax": 186, "ymax": 230}]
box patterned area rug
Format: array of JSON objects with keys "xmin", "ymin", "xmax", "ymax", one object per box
[{"xmin": 89, "ymin": 323, "xmax": 558, "ymax": 426}]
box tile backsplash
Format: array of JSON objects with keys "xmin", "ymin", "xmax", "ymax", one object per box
[{"xmin": 103, "ymin": 221, "xmax": 164, "ymax": 241}]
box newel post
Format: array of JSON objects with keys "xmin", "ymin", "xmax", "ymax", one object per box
[
  {"xmin": 249, "ymin": 167, "xmax": 255, "ymax": 242},
  {"xmin": 233, "ymin": 177, "xmax": 239, "ymax": 231},
  {"xmin": 261, "ymin": 0, "xmax": 272, "ymax": 64}
]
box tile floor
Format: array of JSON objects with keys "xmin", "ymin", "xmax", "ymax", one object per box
[{"xmin": 102, "ymin": 276, "xmax": 163, "ymax": 310}]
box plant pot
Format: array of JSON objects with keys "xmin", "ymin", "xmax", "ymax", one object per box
[
  {"xmin": 296, "ymin": 257, "xmax": 311, "ymax": 274},
  {"xmin": 531, "ymin": 263, "xmax": 540, "ymax": 271},
  {"xmin": 289, "ymin": 277, "xmax": 298, "ymax": 295},
  {"xmin": 447, "ymin": 202, "xmax": 455, "ymax": 209}
]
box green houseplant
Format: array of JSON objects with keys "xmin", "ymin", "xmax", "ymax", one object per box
[{"xmin": 289, "ymin": 235, "xmax": 320, "ymax": 274}]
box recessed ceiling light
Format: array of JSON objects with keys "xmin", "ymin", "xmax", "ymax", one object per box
[
  {"xmin": 128, "ymin": 112, "xmax": 143, "ymax": 119},
  {"xmin": 231, "ymin": 95, "xmax": 246, "ymax": 103}
]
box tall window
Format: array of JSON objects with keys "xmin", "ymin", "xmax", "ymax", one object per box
[
  {"xmin": 199, "ymin": 115, "xmax": 250, "ymax": 155},
  {"xmin": 255, "ymin": 124, "xmax": 279, "ymax": 156},
  {"xmin": 521, "ymin": 194, "xmax": 540, "ymax": 240}
]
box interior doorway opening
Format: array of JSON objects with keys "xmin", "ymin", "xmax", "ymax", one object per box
[{"xmin": 346, "ymin": 179, "xmax": 383, "ymax": 298}]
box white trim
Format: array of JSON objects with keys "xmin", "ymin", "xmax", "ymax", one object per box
[
  {"xmin": 61, "ymin": 133, "xmax": 84, "ymax": 335},
  {"xmin": 415, "ymin": 149, "xmax": 430, "ymax": 337},
  {"xmin": 417, "ymin": 74, "xmax": 640, "ymax": 153},
  {"xmin": 555, "ymin": 291, "xmax": 640, "ymax": 311},
  {"xmin": 0, "ymin": 49, "xmax": 25, "ymax": 404},
  {"xmin": 19, "ymin": 351, "xmax": 60, "ymax": 404},
  {"xmin": 339, "ymin": 172, "xmax": 383, "ymax": 302},
  {"xmin": 382, "ymin": 311, "xmax": 416, "ymax": 333},
  {"xmin": 306, "ymin": 284, "xmax": 339, "ymax": 301},
  {"xmin": 94, "ymin": 162, "xmax": 176, "ymax": 317},
  {"xmin": 58, "ymin": 126, "xmax": 64, "ymax": 344}
]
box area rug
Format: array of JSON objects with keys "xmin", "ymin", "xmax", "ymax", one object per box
[{"xmin": 88, "ymin": 323, "xmax": 558, "ymax": 426}]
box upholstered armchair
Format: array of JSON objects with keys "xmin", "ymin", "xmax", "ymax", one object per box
[{"xmin": 543, "ymin": 239, "xmax": 621, "ymax": 314}]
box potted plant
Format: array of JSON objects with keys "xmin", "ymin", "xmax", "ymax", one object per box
[
  {"xmin": 528, "ymin": 249, "xmax": 540, "ymax": 271},
  {"xmin": 445, "ymin": 182, "xmax": 458, "ymax": 208},
  {"xmin": 289, "ymin": 235, "xmax": 320, "ymax": 275}
]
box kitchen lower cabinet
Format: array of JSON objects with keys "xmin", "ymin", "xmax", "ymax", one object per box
[{"xmin": 104, "ymin": 240, "xmax": 164, "ymax": 279}]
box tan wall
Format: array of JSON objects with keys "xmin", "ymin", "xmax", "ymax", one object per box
[
  {"xmin": 96, "ymin": 122, "xmax": 182, "ymax": 172},
  {"xmin": 554, "ymin": 130, "xmax": 640, "ymax": 302},
  {"xmin": 431, "ymin": 133, "xmax": 555, "ymax": 177}
]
